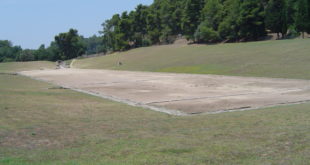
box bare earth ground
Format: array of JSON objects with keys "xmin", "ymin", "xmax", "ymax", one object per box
[{"xmin": 20, "ymin": 69, "xmax": 310, "ymax": 115}]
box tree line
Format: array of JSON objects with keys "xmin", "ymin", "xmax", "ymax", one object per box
[
  {"xmin": 1, "ymin": 0, "xmax": 310, "ymax": 63},
  {"xmin": 102, "ymin": 0, "xmax": 310, "ymax": 51},
  {"xmin": 0, "ymin": 29, "xmax": 102, "ymax": 62}
]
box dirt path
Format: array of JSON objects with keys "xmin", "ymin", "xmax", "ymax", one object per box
[
  {"xmin": 20, "ymin": 69, "xmax": 310, "ymax": 115},
  {"xmin": 70, "ymin": 59, "xmax": 76, "ymax": 68}
]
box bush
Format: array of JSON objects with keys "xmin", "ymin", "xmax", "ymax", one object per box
[
  {"xmin": 194, "ymin": 21, "xmax": 220, "ymax": 43},
  {"xmin": 16, "ymin": 49, "xmax": 35, "ymax": 62},
  {"xmin": 2, "ymin": 58, "xmax": 15, "ymax": 62},
  {"xmin": 142, "ymin": 38, "xmax": 152, "ymax": 47},
  {"xmin": 286, "ymin": 26, "xmax": 300, "ymax": 38}
]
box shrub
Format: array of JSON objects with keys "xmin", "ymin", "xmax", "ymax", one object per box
[{"xmin": 194, "ymin": 21, "xmax": 220, "ymax": 43}]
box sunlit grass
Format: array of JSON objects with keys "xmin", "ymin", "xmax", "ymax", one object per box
[{"xmin": 75, "ymin": 39, "xmax": 310, "ymax": 79}]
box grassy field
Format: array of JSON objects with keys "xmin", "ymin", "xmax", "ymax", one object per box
[
  {"xmin": 1, "ymin": 40, "xmax": 310, "ymax": 164},
  {"xmin": 74, "ymin": 38, "xmax": 310, "ymax": 79},
  {"xmin": 0, "ymin": 61, "xmax": 54, "ymax": 73},
  {"xmin": 1, "ymin": 67, "xmax": 310, "ymax": 164}
]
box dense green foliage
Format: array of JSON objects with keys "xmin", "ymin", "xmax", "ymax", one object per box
[
  {"xmin": 265, "ymin": 0, "xmax": 288, "ymax": 38},
  {"xmin": 82, "ymin": 35, "xmax": 106, "ymax": 55},
  {"xmin": 295, "ymin": 0, "xmax": 310, "ymax": 38},
  {"xmin": 54, "ymin": 29, "xmax": 86, "ymax": 60},
  {"xmin": 0, "ymin": 40, "xmax": 22, "ymax": 62},
  {"xmin": 101, "ymin": 0, "xmax": 310, "ymax": 51}
]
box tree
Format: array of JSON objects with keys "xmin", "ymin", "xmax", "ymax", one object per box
[
  {"xmin": 158, "ymin": 0, "xmax": 174, "ymax": 43},
  {"xmin": 182, "ymin": 0, "xmax": 205, "ymax": 39},
  {"xmin": 218, "ymin": 0, "xmax": 241, "ymax": 41},
  {"xmin": 33, "ymin": 44, "xmax": 49, "ymax": 60},
  {"xmin": 133, "ymin": 4, "xmax": 149, "ymax": 36},
  {"xmin": 117, "ymin": 12, "xmax": 134, "ymax": 50},
  {"xmin": 287, "ymin": 0, "xmax": 297, "ymax": 27},
  {"xmin": 0, "ymin": 40, "xmax": 22, "ymax": 62},
  {"xmin": 307, "ymin": 0, "xmax": 310, "ymax": 33},
  {"xmin": 54, "ymin": 29, "xmax": 86, "ymax": 60},
  {"xmin": 46, "ymin": 42, "xmax": 60, "ymax": 61},
  {"xmin": 201, "ymin": 0, "xmax": 223, "ymax": 31},
  {"xmin": 238, "ymin": 0, "xmax": 266, "ymax": 40},
  {"xmin": 171, "ymin": 5, "xmax": 183, "ymax": 35},
  {"xmin": 16, "ymin": 49, "xmax": 35, "ymax": 62},
  {"xmin": 101, "ymin": 14, "xmax": 121, "ymax": 51},
  {"xmin": 265, "ymin": 0, "xmax": 288, "ymax": 39},
  {"xmin": 194, "ymin": 20, "xmax": 220, "ymax": 43},
  {"xmin": 82, "ymin": 35, "xmax": 106, "ymax": 55},
  {"xmin": 296, "ymin": 0, "xmax": 309, "ymax": 38},
  {"xmin": 146, "ymin": 10, "xmax": 161, "ymax": 44}
]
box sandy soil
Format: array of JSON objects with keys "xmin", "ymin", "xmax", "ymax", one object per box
[{"xmin": 20, "ymin": 69, "xmax": 310, "ymax": 115}]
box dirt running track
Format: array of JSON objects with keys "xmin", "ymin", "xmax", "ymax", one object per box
[{"xmin": 20, "ymin": 69, "xmax": 310, "ymax": 116}]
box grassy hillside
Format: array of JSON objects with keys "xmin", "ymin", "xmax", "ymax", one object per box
[
  {"xmin": 1, "ymin": 74, "xmax": 310, "ymax": 164},
  {"xmin": 74, "ymin": 39, "xmax": 310, "ymax": 79},
  {"xmin": 0, "ymin": 61, "xmax": 54, "ymax": 73}
]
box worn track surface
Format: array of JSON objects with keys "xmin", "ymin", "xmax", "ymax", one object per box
[{"xmin": 20, "ymin": 69, "xmax": 310, "ymax": 115}]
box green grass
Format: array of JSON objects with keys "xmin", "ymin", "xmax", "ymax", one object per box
[
  {"xmin": 74, "ymin": 39, "xmax": 310, "ymax": 79},
  {"xmin": 1, "ymin": 74, "xmax": 310, "ymax": 164},
  {"xmin": 1, "ymin": 40, "xmax": 310, "ymax": 164},
  {"xmin": 0, "ymin": 61, "xmax": 54, "ymax": 73}
]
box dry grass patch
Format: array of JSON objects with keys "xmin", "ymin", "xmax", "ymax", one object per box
[{"xmin": 0, "ymin": 61, "xmax": 54, "ymax": 73}]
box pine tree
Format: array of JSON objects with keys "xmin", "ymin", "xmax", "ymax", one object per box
[
  {"xmin": 296, "ymin": 0, "xmax": 309, "ymax": 38},
  {"xmin": 238, "ymin": 0, "xmax": 266, "ymax": 40},
  {"xmin": 201, "ymin": 0, "xmax": 223, "ymax": 31},
  {"xmin": 218, "ymin": 0, "xmax": 241, "ymax": 41},
  {"xmin": 307, "ymin": 0, "xmax": 310, "ymax": 33},
  {"xmin": 182, "ymin": 0, "xmax": 205, "ymax": 40},
  {"xmin": 54, "ymin": 29, "xmax": 86, "ymax": 60},
  {"xmin": 265, "ymin": 0, "xmax": 288, "ymax": 39}
]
